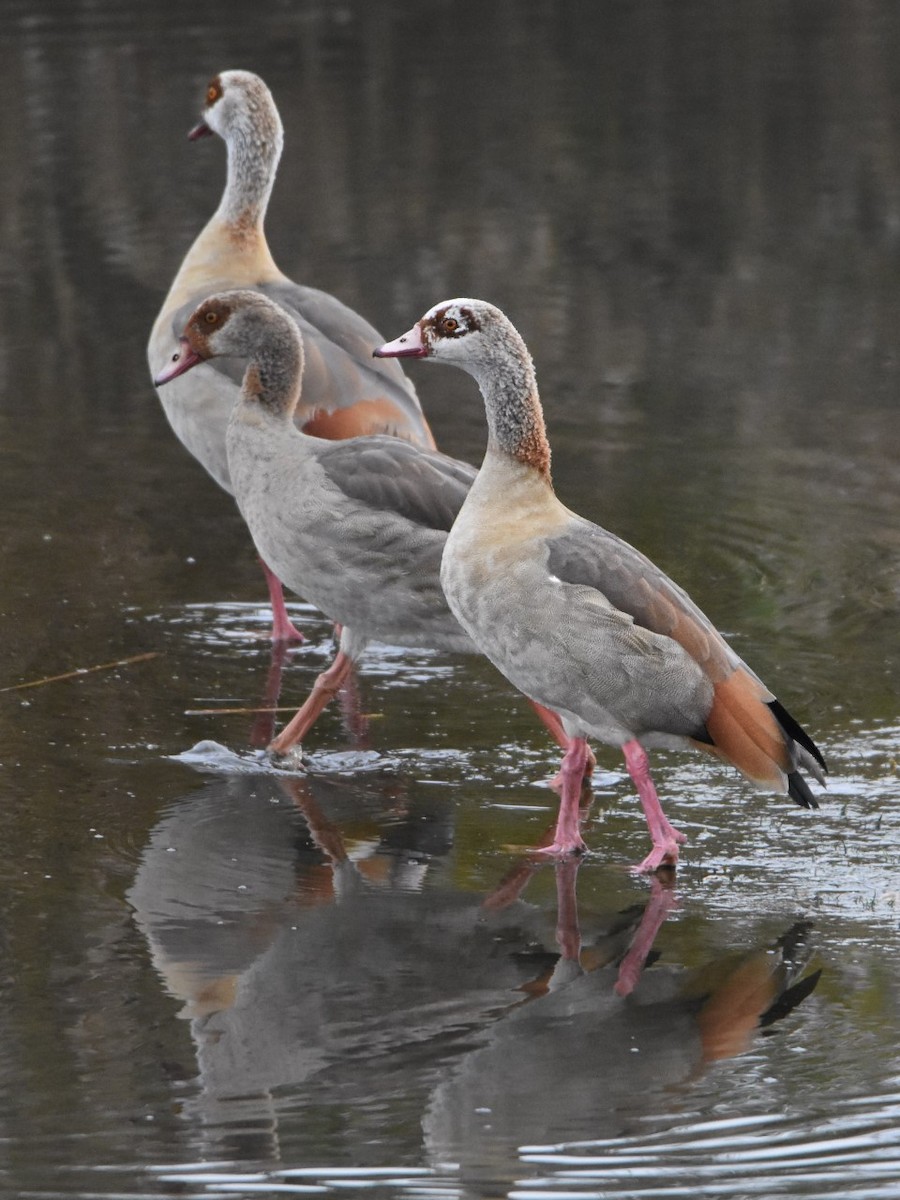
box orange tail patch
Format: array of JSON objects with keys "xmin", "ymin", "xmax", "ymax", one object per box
[{"xmin": 699, "ymin": 668, "xmax": 791, "ymax": 791}]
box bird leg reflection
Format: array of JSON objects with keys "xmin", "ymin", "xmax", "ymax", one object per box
[
  {"xmin": 335, "ymin": 666, "xmax": 370, "ymax": 746},
  {"xmin": 249, "ymin": 638, "xmax": 292, "ymax": 749},
  {"xmin": 614, "ymin": 872, "xmax": 678, "ymax": 996},
  {"xmin": 277, "ymin": 776, "xmax": 348, "ymax": 866},
  {"xmin": 486, "ymin": 846, "xmax": 676, "ymax": 1003},
  {"xmin": 554, "ymin": 856, "xmax": 582, "ymax": 962}
]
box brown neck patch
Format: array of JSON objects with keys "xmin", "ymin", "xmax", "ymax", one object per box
[
  {"xmin": 514, "ymin": 420, "xmax": 551, "ymax": 478},
  {"xmin": 243, "ymin": 362, "xmax": 265, "ymax": 403},
  {"xmin": 226, "ymin": 211, "xmax": 264, "ymax": 244}
]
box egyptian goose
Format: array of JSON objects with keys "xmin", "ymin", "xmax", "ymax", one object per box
[
  {"xmin": 155, "ymin": 290, "xmax": 575, "ymax": 764},
  {"xmin": 147, "ymin": 70, "xmax": 434, "ymax": 641},
  {"xmin": 374, "ymin": 300, "xmax": 827, "ymax": 869}
]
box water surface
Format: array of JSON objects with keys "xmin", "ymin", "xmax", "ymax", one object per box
[{"xmin": 0, "ymin": 2, "xmax": 898, "ymax": 1198}]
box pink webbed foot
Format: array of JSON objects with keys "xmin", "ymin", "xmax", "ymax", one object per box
[
  {"xmin": 532, "ymin": 835, "xmax": 588, "ymax": 858},
  {"xmin": 633, "ymin": 837, "xmax": 683, "ymax": 874},
  {"xmin": 634, "ymin": 817, "xmax": 687, "ymax": 872},
  {"xmin": 271, "ymin": 610, "xmax": 305, "ymax": 644}
]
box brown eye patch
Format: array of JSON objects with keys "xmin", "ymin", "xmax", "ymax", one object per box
[
  {"xmin": 191, "ymin": 298, "xmax": 232, "ymax": 334},
  {"xmin": 434, "ymin": 307, "xmax": 478, "ymax": 338}
]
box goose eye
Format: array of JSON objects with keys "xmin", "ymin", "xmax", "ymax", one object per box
[
  {"xmin": 440, "ymin": 317, "xmax": 458, "ymax": 334},
  {"xmin": 206, "ymin": 82, "xmax": 221, "ymax": 105},
  {"xmin": 205, "ymin": 311, "xmax": 218, "ymax": 325}
]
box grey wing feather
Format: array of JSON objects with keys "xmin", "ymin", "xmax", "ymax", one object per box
[
  {"xmin": 495, "ymin": 575, "xmax": 714, "ymax": 739},
  {"xmin": 317, "ymin": 438, "xmax": 475, "ymax": 532},
  {"xmin": 545, "ymin": 516, "xmax": 742, "ymax": 677}
]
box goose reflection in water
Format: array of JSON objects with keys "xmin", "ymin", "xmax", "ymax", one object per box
[
  {"xmin": 127, "ymin": 771, "xmax": 819, "ymax": 1166},
  {"xmin": 424, "ymin": 912, "xmax": 818, "ymax": 1185},
  {"xmin": 128, "ymin": 770, "xmax": 566, "ymax": 1140}
]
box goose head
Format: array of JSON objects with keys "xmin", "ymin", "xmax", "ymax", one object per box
[
  {"xmin": 376, "ymin": 298, "xmax": 547, "ymax": 473},
  {"xmin": 375, "ymin": 298, "xmax": 535, "ymax": 392},
  {"xmin": 373, "ymin": 299, "xmax": 498, "ymax": 366},
  {"xmin": 187, "ymin": 69, "xmax": 284, "ymax": 160},
  {"xmin": 154, "ymin": 290, "xmax": 299, "ymax": 389}
]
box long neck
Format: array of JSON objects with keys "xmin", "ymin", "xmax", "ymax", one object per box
[
  {"xmin": 239, "ymin": 325, "xmax": 303, "ymax": 422},
  {"xmin": 216, "ymin": 115, "xmax": 282, "ymax": 237},
  {"xmin": 471, "ymin": 345, "xmax": 551, "ymax": 481}
]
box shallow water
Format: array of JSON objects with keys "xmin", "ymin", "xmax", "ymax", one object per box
[{"xmin": 0, "ymin": 1, "xmax": 899, "ymax": 1197}]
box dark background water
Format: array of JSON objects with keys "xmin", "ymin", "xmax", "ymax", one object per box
[{"xmin": 0, "ymin": 1, "xmax": 898, "ymax": 1197}]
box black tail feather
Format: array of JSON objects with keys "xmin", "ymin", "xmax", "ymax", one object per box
[
  {"xmin": 788, "ymin": 770, "xmax": 819, "ymax": 810},
  {"xmin": 760, "ymin": 921, "xmax": 820, "ymax": 1027},
  {"xmin": 767, "ymin": 698, "xmax": 828, "ymax": 774},
  {"xmin": 760, "ymin": 968, "xmax": 822, "ymax": 1027}
]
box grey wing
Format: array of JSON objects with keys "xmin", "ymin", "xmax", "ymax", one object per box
[
  {"xmin": 317, "ymin": 438, "xmax": 475, "ymax": 533},
  {"xmin": 545, "ymin": 516, "xmax": 742, "ymax": 681},
  {"xmin": 461, "ymin": 551, "xmax": 713, "ymax": 741}
]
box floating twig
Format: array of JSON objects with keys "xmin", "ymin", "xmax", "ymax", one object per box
[
  {"xmin": 184, "ymin": 705, "xmax": 385, "ymax": 718},
  {"xmin": 1, "ymin": 651, "xmax": 160, "ymax": 694},
  {"xmin": 185, "ymin": 705, "xmax": 298, "ymax": 716}
]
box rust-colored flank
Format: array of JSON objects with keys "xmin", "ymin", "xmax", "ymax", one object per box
[{"xmin": 302, "ymin": 397, "xmax": 419, "ymax": 440}]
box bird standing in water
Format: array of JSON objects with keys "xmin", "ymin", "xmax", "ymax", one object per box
[
  {"xmin": 156, "ymin": 290, "xmax": 586, "ymax": 768},
  {"xmin": 375, "ymin": 299, "xmax": 826, "ymax": 869},
  {"xmin": 148, "ymin": 70, "xmax": 435, "ymax": 641}
]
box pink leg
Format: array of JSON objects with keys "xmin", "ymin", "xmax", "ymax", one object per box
[
  {"xmin": 268, "ymin": 649, "xmax": 355, "ymax": 758},
  {"xmin": 527, "ymin": 701, "xmax": 596, "ymax": 778},
  {"xmin": 533, "ymin": 736, "xmax": 590, "ymax": 857},
  {"xmin": 615, "ymin": 874, "xmax": 677, "ymax": 996},
  {"xmin": 622, "ymin": 739, "xmax": 686, "ymax": 872},
  {"xmin": 260, "ymin": 558, "xmax": 305, "ymax": 643}
]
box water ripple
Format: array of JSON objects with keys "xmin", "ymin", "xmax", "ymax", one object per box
[
  {"xmin": 514, "ymin": 1092, "xmax": 900, "ymax": 1197},
  {"xmin": 142, "ymin": 1162, "xmax": 462, "ymax": 1198}
]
